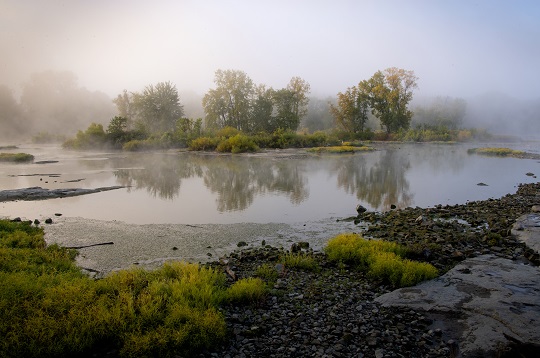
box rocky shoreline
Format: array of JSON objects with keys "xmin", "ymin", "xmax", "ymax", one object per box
[{"xmin": 195, "ymin": 182, "xmax": 540, "ymax": 358}]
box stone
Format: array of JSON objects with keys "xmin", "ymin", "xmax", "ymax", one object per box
[
  {"xmin": 375, "ymin": 255, "xmax": 540, "ymax": 357},
  {"xmin": 512, "ymin": 213, "xmax": 540, "ymax": 253},
  {"xmin": 356, "ymin": 204, "xmax": 367, "ymax": 214}
]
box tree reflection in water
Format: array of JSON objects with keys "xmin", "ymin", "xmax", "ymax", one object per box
[
  {"xmin": 114, "ymin": 153, "xmax": 203, "ymax": 200},
  {"xmin": 334, "ymin": 149, "xmax": 413, "ymax": 210},
  {"xmin": 113, "ymin": 153, "xmax": 309, "ymax": 211}
]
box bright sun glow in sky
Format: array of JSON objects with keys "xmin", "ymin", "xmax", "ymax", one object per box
[{"xmin": 1, "ymin": 0, "xmax": 539, "ymax": 99}]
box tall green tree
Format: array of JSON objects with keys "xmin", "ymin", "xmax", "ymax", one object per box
[
  {"xmin": 370, "ymin": 68, "xmax": 418, "ymax": 133},
  {"xmin": 272, "ymin": 89, "xmax": 298, "ymax": 131},
  {"xmin": 250, "ymin": 85, "xmax": 275, "ymax": 132},
  {"xmin": 286, "ymin": 77, "xmax": 311, "ymax": 121},
  {"xmin": 330, "ymin": 85, "xmax": 370, "ymax": 133},
  {"xmin": 202, "ymin": 69, "xmax": 255, "ymax": 131},
  {"xmin": 132, "ymin": 81, "xmax": 184, "ymax": 134}
]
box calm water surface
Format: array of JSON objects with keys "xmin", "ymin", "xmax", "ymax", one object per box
[{"xmin": 1, "ymin": 143, "xmax": 539, "ymax": 225}]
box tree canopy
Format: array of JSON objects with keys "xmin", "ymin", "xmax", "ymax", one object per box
[
  {"xmin": 331, "ymin": 67, "xmax": 418, "ymax": 134},
  {"xmin": 202, "ymin": 69, "xmax": 310, "ymax": 133}
]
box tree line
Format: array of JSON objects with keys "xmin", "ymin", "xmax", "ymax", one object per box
[
  {"xmin": 1, "ymin": 67, "xmax": 482, "ymax": 148},
  {"xmin": 105, "ymin": 67, "xmax": 418, "ymax": 140}
]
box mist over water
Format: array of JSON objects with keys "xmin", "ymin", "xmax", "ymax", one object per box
[{"xmin": 1, "ymin": 143, "xmax": 538, "ymax": 225}]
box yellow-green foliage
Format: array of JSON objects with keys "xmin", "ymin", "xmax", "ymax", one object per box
[
  {"xmin": 188, "ymin": 136, "xmax": 220, "ymax": 151},
  {"xmin": 216, "ymin": 134, "xmax": 259, "ymax": 153},
  {"xmin": 63, "ymin": 123, "xmax": 107, "ymax": 149},
  {"xmin": 307, "ymin": 145, "xmax": 374, "ymax": 154},
  {"xmin": 0, "ymin": 152, "xmax": 35, "ymax": 162},
  {"xmin": 467, "ymin": 147, "xmax": 525, "ymax": 157},
  {"xmin": 254, "ymin": 263, "xmax": 279, "ymax": 281},
  {"xmin": 280, "ymin": 252, "xmax": 319, "ymax": 272},
  {"xmin": 1, "ymin": 219, "xmax": 266, "ymax": 358},
  {"xmin": 324, "ymin": 233, "xmax": 438, "ymax": 287},
  {"xmin": 226, "ymin": 277, "xmax": 266, "ymax": 304}
]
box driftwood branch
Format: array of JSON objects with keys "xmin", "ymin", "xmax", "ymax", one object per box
[{"xmin": 65, "ymin": 242, "xmax": 114, "ymax": 249}]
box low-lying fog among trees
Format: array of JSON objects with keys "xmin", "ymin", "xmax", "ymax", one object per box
[{"xmin": 1, "ymin": 68, "xmax": 539, "ymax": 143}]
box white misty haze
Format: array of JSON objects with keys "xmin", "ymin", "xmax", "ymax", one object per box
[{"xmin": 1, "ymin": 0, "xmax": 539, "ymax": 100}]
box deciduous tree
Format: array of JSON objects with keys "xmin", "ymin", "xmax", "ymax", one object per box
[
  {"xmin": 132, "ymin": 81, "xmax": 184, "ymax": 134},
  {"xmin": 330, "ymin": 85, "xmax": 370, "ymax": 133},
  {"xmin": 202, "ymin": 70, "xmax": 255, "ymax": 131},
  {"xmin": 370, "ymin": 68, "xmax": 418, "ymax": 133}
]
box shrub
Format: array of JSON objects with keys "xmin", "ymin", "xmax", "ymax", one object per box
[
  {"xmin": 467, "ymin": 147, "xmax": 525, "ymax": 157},
  {"xmin": 307, "ymin": 145, "xmax": 374, "ymax": 154},
  {"xmin": 189, "ymin": 137, "xmax": 219, "ymax": 151},
  {"xmin": 216, "ymin": 134, "xmax": 259, "ymax": 153},
  {"xmin": 280, "ymin": 252, "xmax": 318, "ymax": 272},
  {"xmin": 0, "ymin": 219, "xmax": 236, "ymax": 358},
  {"xmin": 0, "ymin": 152, "xmax": 34, "ymax": 162},
  {"xmin": 324, "ymin": 233, "xmax": 437, "ymax": 287},
  {"xmin": 225, "ymin": 277, "xmax": 266, "ymax": 304},
  {"xmin": 122, "ymin": 138, "xmax": 166, "ymax": 151},
  {"xmin": 63, "ymin": 123, "xmax": 107, "ymax": 149},
  {"xmin": 254, "ymin": 263, "xmax": 279, "ymax": 281},
  {"xmin": 215, "ymin": 126, "xmax": 240, "ymax": 139}
]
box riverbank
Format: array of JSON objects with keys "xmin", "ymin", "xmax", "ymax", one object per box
[
  {"xmin": 40, "ymin": 182, "xmax": 540, "ymax": 357},
  {"xmin": 199, "ymin": 182, "xmax": 540, "ymax": 357}
]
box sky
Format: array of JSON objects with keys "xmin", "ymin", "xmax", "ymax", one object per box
[{"xmin": 1, "ymin": 0, "xmax": 539, "ymax": 100}]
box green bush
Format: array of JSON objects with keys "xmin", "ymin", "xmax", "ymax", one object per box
[
  {"xmin": 307, "ymin": 145, "xmax": 374, "ymax": 154},
  {"xmin": 189, "ymin": 137, "xmax": 220, "ymax": 151},
  {"xmin": 1, "ymin": 219, "xmax": 258, "ymax": 358},
  {"xmin": 324, "ymin": 233, "xmax": 437, "ymax": 287},
  {"xmin": 215, "ymin": 126, "xmax": 241, "ymax": 139},
  {"xmin": 216, "ymin": 134, "xmax": 259, "ymax": 153},
  {"xmin": 63, "ymin": 123, "xmax": 107, "ymax": 149},
  {"xmin": 122, "ymin": 138, "xmax": 167, "ymax": 151},
  {"xmin": 0, "ymin": 153, "xmax": 34, "ymax": 162},
  {"xmin": 225, "ymin": 277, "xmax": 266, "ymax": 303},
  {"xmin": 280, "ymin": 252, "xmax": 318, "ymax": 272},
  {"xmin": 254, "ymin": 263, "xmax": 279, "ymax": 281},
  {"xmin": 467, "ymin": 147, "xmax": 525, "ymax": 157}
]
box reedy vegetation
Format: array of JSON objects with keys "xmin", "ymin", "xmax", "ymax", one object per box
[{"xmin": 1, "ymin": 220, "xmax": 438, "ymax": 357}]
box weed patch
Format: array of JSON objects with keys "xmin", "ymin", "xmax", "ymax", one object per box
[
  {"xmin": 324, "ymin": 233, "xmax": 438, "ymax": 287},
  {"xmin": 0, "ymin": 152, "xmax": 34, "ymax": 162}
]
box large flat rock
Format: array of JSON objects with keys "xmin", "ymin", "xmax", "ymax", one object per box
[
  {"xmin": 512, "ymin": 213, "xmax": 540, "ymax": 254},
  {"xmin": 375, "ymin": 255, "xmax": 540, "ymax": 357}
]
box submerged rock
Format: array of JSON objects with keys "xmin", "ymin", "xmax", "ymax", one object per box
[{"xmin": 0, "ymin": 186, "xmax": 125, "ymax": 202}]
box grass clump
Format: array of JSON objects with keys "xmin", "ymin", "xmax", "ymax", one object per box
[
  {"xmin": 254, "ymin": 263, "xmax": 279, "ymax": 281},
  {"xmin": 225, "ymin": 277, "xmax": 266, "ymax": 304},
  {"xmin": 0, "ymin": 219, "xmax": 270, "ymax": 358},
  {"xmin": 307, "ymin": 145, "xmax": 374, "ymax": 154},
  {"xmin": 324, "ymin": 233, "xmax": 438, "ymax": 287},
  {"xmin": 279, "ymin": 252, "xmax": 319, "ymax": 272},
  {"xmin": 467, "ymin": 147, "xmax": 525, "ymax": 157},
  {"xmin": 0, "ymin": 152, "xmax": 34, "ymax": 162}
]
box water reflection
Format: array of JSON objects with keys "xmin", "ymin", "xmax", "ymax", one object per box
[
  {"xmin": 2, "ymin": 144, "xmax": 537, "ymax": 224},
  {"xmin": 111, "ymin": 154, "xmax": 309, "ymax": 211},
  {"xmin": 334, "ymin": 150, "xmax": 412, "ymax": 210},
  {"xmin": 114, "ymin": 154, "xmax": 203, "ymax": 200}
]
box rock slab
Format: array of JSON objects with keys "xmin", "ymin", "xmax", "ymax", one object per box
[
  {"xmin": 375, "ymin": 255, "xmax": 540, "ymax": 357},
  {"xmin": 512, "ymin": 213, "xmax": 540, "ymax": 254}
]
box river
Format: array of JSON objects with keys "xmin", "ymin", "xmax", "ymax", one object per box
[{"xmin": 1, "ymin": 142, "xmax": 539, "ymax": 271}]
